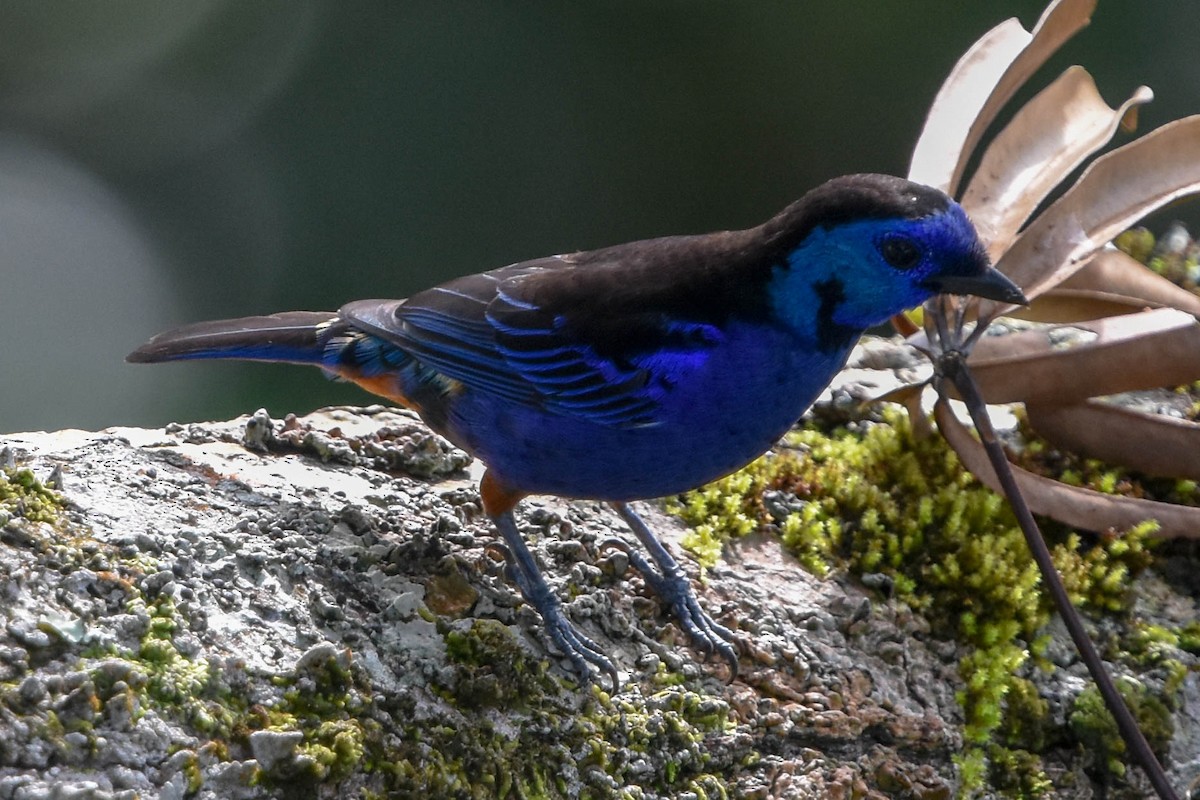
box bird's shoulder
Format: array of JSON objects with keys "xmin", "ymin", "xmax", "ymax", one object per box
[{"xmin": 491, "ymin": 228, "xmax": 785, "ymax": 345}]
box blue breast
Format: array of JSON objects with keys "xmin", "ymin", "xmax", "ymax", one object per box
[{"xmin": 439, "ymin": 320, "xmax": 852, "ymax": 500}]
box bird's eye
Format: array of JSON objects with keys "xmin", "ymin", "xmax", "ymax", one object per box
[{"xmin": 879, "ymin": 235, "xmax": 921, "ymax": 270}]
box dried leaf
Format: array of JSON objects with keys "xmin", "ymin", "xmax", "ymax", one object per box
[
  {"xmin": 871, "ymin": 382, "xmax": 927, "ymax": 407},
  {"xmin": 1027, "ymin": 400, "xmax": 1200, "ymax": 480},
  {"xmin": 889, "ymin": 312, "xmax": 920, "ymax": 337},
  {"xmin": 935, "ymin": 397, "xmax": 1200, "ymax": 537},
  {"xmin": 1008, "ymin": 289, "xmax": 1160, "ymax": 323},
  {"xmin": 985, "ymin": 115, "xmax": 1200, "ymax": 313},
  {"xmin": 871, "ymin": 382, "xmax": 935, "ymax": 438},
  {"xmin": 1120, "ymin": 101, "xmax": 1141, "ymax": 133},
  {"xmin": 961, "ymin": 67, "xmax": 1152, "ymax": 261},
  {"xmin": 954, "ymin": 249, "xmax": 1200, "ymax": 329},
  {"xmin": 963, "ymin": 308, "xmax": 1200, "ymax": 406},
  {"xmin": 909, "ymin": 0, "xmax": 1096, "ymax": 194},
  {"xmin": 908, "ymin": 18, "xmax": 1029, "ymax": 193},
  {"xmin": 1058, "ymin": 248, "xmax": 1200, "ymax": 316}
]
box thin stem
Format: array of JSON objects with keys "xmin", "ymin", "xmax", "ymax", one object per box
[{"xmin": 944, "ymin": 356, "xmax": 1180, "ymax": 800}]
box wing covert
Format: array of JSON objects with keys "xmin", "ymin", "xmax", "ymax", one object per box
[{"xmin": 340, "ymin": 254, "xmax": 724, "ymax": 428}]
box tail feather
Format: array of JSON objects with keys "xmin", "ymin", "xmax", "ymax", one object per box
[{"xmin": 126, "ymin": 312, "xmax": 337, "ymax": 365}]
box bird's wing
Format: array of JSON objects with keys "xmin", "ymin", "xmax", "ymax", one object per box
[{"xmin": 340, "ymin": 253, "xmax": 726, "ymax": 428}]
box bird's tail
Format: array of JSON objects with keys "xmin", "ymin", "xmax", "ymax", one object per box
[{"xmin": 126, "ymin": 312, "xmax": 339, "ymax": 366}]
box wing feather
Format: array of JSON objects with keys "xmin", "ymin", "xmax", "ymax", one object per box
[{"xmin": 340, "ymin": 252, "xmax": 726, "ymax": 428}]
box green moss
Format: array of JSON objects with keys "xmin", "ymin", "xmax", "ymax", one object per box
[
  {"xmin": 0, "ymin": 466, "xmax": 63, "ymax": 525},
  {"xmin": 382, "ymin": 618, "xmax": 732, "ymax": 798},
  {"xmin": 243, "ymin": 647, "xmax": 375, "ymax": 784},
  {"xmin": 997, "ymin": 677, "xmax": 1050, "ymax": 753},
  {"xmin": 88, "ymin": 587, "xmax": 372, "ymax": 789},
  {"xmin": 85, "ymin": 575, "xmax": 731, "ymax": 797},
  {"xmin": 294, "ymin": 720, "xmax": 365, "ymax": 781},
  {"xmin": 442, "ymin": 618, "xmax": 553, "ymax": 709},
  {"xmin": 672, "ymin": 406, "xmax": 1165, "ymax": 795},
  {"xmin": 143, "ymin": 614, "xmax": 733, "ymax": 798},
  {"xmin": 1051, "ymin": 524, "xmax": 1155, "ymax": 614},
  {"xmin": 986, "ymin": 745, "xmax": 1054, "ymax": 797},
  {"xmin": 1012, "ymin": 415, "xmax": 1200, "ymax": 508},
  {"xmin": 1115, "ymin": 227, "xmax": 1156, "ymax": 264},
  {"xmin": 127, "ymin": 598, "xmax": 233, "ymax": 733},
  {"xmin": 671, "ymin": 461, "xmax": 779, "ymax": 569},
  {"xmin": 1178, "ymin": 621, "xmax": 1200, "ymax": 655},
  {"xmin": 0, "ymin": 456, "xmax": 737, "ymax": 797},
  {"xmin": 170, "ymin": 750, "xmax": 204, "ymax": 794},
  {"xmin": 1118, "ymin": 223, "xmax": 1200, "ymax": 291},
  {"xmin": 670, "ymin": 452, "xmax": 834, "ymax": 576},
  {"xmin": 1069, "ymin": 679, "xmax": 1174, "ymax": 780}
]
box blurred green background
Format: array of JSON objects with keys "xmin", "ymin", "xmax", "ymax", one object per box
[{"xmin": 1, "ymin": 2, "xmax": 1196, "ymax": 432}]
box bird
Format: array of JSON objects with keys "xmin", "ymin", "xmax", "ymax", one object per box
[{"xmin": 128, "ymin": 173, "xmax": 1025, "ymax": 687}]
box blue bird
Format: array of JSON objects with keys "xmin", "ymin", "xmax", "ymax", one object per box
[{"xmin": 128, "ymin": 173, "xmax": 1024, "ymax": 686}]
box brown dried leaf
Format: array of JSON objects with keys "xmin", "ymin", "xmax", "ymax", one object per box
[
  {"xmin": 909, "ymin": 0, "xmax": 1096, "ymax": 194},
  {"xmin": 963, "ymin": 308, "xmax": 1200, "ymax": 405},
  {"xmin": 889, "ymin": 312, "xmax": 920, "ymax": 337},
  {"xmin": 934, "ymin": 397, "xmax": 1200, "ymax": 537},
  {"xmin": 952, "ymin": 249, "xmax": 1200, "ymax": 329},
  {"xmin": 1059, "ymin": 248, "xmax": 1200, "ymax": 316},
  {"xmin": 962, "ymin": 67, "xmax": 1152, "ymax": 261},
  {"xmin": 1007, "ymin": 289, "xmax": 1161, "ymax": 323},
  {"xmin": 985, "ymin": 115, "xmax": 1200, "ymax": 314},
  {"xmin": 1027, "ymin": 400, "xmax": 1200, "ymax": 480},
  {"xmin": 871, "ymin": 383, "xmax": 934, "ymax": 438},
  {"xmin": 908, "ymin": 17, "xmax": 1029, "ymax": 193}
]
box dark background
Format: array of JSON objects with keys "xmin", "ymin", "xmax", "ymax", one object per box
[{"xmin": 1, "ymin": 2, "xmax": 1195, "ymax": 432}]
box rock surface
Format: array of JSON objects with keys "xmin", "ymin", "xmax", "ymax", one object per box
[{"xmin": 0, "ymin": 340, "xmax": 1196, "ymax": 799}]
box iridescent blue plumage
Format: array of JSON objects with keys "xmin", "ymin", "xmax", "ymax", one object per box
[{"xmin": 128, "ymin": 174, "xmax": 1024, "ymax": 686}]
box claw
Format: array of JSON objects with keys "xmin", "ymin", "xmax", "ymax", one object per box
[
  {"xmin": 597, "ymin": 536, "xmax": 635, "ymax": 559},
  {"xmin": 483, "ymin": 541, "xmax": 513, "ymax": 564},
  {"xmin": 491, "ymin": 512, "xmax": 622, "ymax": 689},
  {"xmin": 610, "ymin": 502, "xmax": 742, "ymax": 681},
  {"xmin": 482, "ymin": 542, "xmax": 518, "ymax": 584}
]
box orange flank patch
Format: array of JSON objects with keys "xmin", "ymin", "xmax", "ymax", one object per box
[
  {"xmin": 336, "ymin": 367, "xmax": 464, "ymax": 410},
  {"xmin": 480, "ymin": 470, "xmax": 527, "ymax": 517},
  {"xmin": 336, "ymin": 370, "xmax": 416, "ymax": 410}
]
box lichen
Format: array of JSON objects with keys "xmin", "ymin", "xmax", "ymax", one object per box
[
  {"xmin": 1178, "ymin": 621, "xmax": 1200, "ymax": 655},
  {"xmin": 671, "ymin": 405, "xmax": 1171, "ymax": 796},
  {"xmin": 0, "ymin": 440, "xmax": 738, "ymax": 799}
]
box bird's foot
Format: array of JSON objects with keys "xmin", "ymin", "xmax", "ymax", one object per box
[
  {"xmin": 487, "ymin": 524, "xmax": 621, "ymax": 690},
  {"xmin": 600, "ymin": 534, "xmax": 740, "ymax": 681}
]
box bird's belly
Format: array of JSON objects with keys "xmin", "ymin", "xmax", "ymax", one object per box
[{"xmin": 445, "ymin": 331, "xmax": 852, "ymax": 501}]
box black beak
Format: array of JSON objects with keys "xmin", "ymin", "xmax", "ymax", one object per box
[{"xmin": 927, "ymin": 267, "xmax": 1028, "ymax": 305}]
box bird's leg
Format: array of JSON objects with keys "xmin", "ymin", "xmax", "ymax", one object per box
[
  {"xmin": 490, "ymin": 510, "xmax": 620, "ymax": 689},
  {"xmin": 607, "ymin": 502, "xmax": 739, "ymax": 678}
]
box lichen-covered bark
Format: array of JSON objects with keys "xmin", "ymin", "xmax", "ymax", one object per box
[{"xmin": 0, "ymin": 341, "xmax": 1197, "ymax": 799}]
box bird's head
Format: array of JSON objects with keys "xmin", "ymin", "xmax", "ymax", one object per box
[{"xmin": 765, "ymin": 174, "xmax": 1024, "ymax": 345}]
